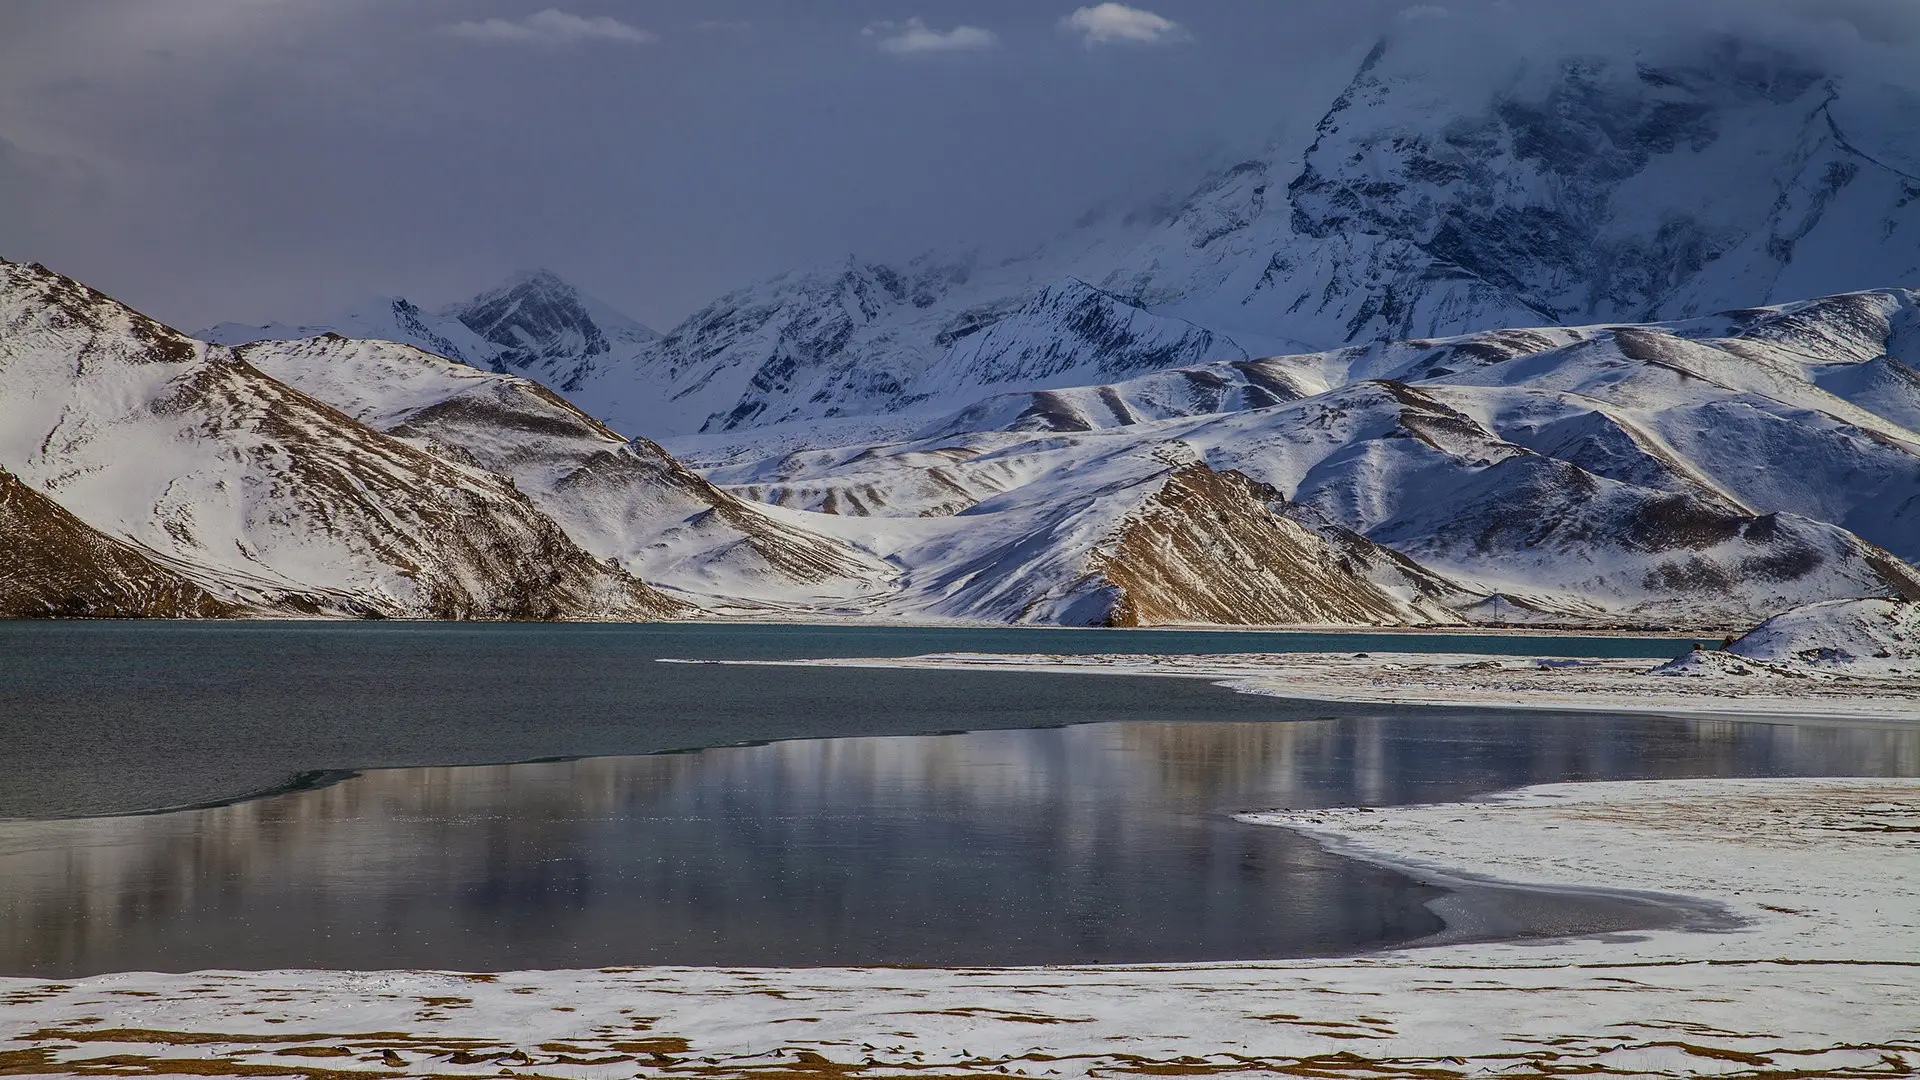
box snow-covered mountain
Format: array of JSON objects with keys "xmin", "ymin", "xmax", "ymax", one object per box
[
  {"xmin": 20, "ymin": 28, "xmax": 1920, "ymax": 629},
  {"xmin": 446, "ymin": 269, "xmax": 657, "ymax": 391},
  {"xmin": 1227, "ymin": 38, "xmax": 1920, "ymax": 343},
  {"xmin": 0, "ymin": 260, "xmax": 684, "ymax": 620},
  {"xmin": 707, "ymin": 288, "xmax": 1920, "ymax": 628},
  {"xmin": 204, "ymin": 270, "xmax": 657, "ymax": 394},
  {"xmin": 0, "ymin": 464, "xmax": 236, "ymax": 619},
  {"xmin": 200, "ymin": 35, "xmax": 1918, "ymax": 448},
  {"xmin": 237, "ymin": 334, "xmax": 897, "ymax": 614},
  {"xmin": 578, "ymin": 35, "xmax": 1915, "ymax": 441},
  {"xmin": 11, "ymin": 257, "xmax": 1918, "ymax": 628}
]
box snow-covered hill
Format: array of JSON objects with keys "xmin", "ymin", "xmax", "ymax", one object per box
[
  {"xmin": 0, "ymin": 260, "xmax": 684, "ymax": 620},
  {"xmin": 1726, "ymin": 597, "xmax": 1920, "ymax": 674},
  {"xmin": 707, "ymin": 288, "xmax": 1920, "ymax": 628},
  {"xmin": 0, "ymin": 465, "xmax": 236, "ymax": 619},
  {"xmin": 1655, "ymin": 597, "xmax": 1920, "ymax": 677},
  {"xmin": 12, "ymin": 258, "xmax": 1918, "ymax": 628},
  {"xmin": 238, "ymin": 335, "xmax": 897, "ymax": 614}
]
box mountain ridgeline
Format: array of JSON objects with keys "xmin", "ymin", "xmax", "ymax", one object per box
[
  {"xmin": 206, "ymin": 37, "xmax": 1919, "ymax": 444},
  {"xmin": 8, "ymin": 32, "xmax": 1919, "ymax": 627}
]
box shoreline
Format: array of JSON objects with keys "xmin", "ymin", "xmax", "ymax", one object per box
[
  {"xmin": 0, "ymin": 615, "xmax": 1720, "ymax": 639},
  {"xmin": 717, "ymin": 652, "xmax": 1920, "ymax": 724},
  {"xmin": 1, "ymin": 777, "xmax": 1913, "ymax": 1077}
]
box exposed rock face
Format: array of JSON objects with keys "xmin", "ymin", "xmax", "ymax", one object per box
[
  {"xmin": 0, "ymin": 466, "xmax": 236, "ymax": 619},
  {"xmin": 204, "ymin": 270, "xmax": 657, "ymax": 396},
  {"xmin": 920, "ymin": 281, "xmax": 1247, "ymax": 402},
  {"xmin": 1091, "ymin": 464, "xmax": 1463, "ymax": 627},
  {"xmin": 0, "ymin": 260, "xmax": 685, "ymax": 621},
  {"xmin": 587, "ymin": 256, "xmax": 1003, "ymax": 435}
]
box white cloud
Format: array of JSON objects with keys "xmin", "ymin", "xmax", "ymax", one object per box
[
  {"xmin": 1060, "ymin": 4, "xmax": 1189, "ymax": 46},
  {"xmin": 447, "ymin": 9, "xmax": 657, "ymax": 46},
  {"xmin": 862, "ymin": 18, "xmax": 998, "ymax": 55}
]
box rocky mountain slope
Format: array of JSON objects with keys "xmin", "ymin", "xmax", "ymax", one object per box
[
  {"xmin": 1087, "ymin": 463, "xmax": 1467, "ymax": 627},
  {"xmin": 778, "ymin": 446, "xmax": 1470, "ymax": 628},
  {"xmin": 237, "ymin": 334, "xmax": 897, "ymax": 613},
  {"xmin": 0, "ymin": 465, "xmax": 237, "ymax": 619},
  {"xmin": 448, "ymin": 269, "xmax": 658, "ymax": 391},
  {"xmin": 0, "ymin": 260, "xmax": 684, "ymax": 620},
  {"xmin": 705, "ymin": 288, "xmax": 1920, "ymax": 628}
]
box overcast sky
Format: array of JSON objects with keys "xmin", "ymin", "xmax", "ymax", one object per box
[{"xmin": 2, "ymin": 0, "xmax": 1916, "ymax": 331}]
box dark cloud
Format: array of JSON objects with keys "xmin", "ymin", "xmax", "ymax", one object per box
[{"xmin": 0, "ymin": 1, "xmax": 1912, "ymax": 331}]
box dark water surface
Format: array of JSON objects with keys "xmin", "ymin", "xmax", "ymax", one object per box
[
  {"xmin": 0, "ymin": 622, "xmax": 1912, "ymax": 977},
  {"xmin": 0, "ymin": 621, "xmax": 1699, "ymax": 819}
]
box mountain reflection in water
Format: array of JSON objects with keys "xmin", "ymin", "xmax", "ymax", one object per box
[{"xmin": 2, "ymin": 714, "xmax": 1914, "ymax": 977}]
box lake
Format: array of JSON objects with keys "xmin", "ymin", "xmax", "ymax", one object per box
[{"xmin": 0, "ymin": 622, "xmax": 1911, "ymax": 977}]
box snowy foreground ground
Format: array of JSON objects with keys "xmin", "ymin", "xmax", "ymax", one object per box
[
  {"xmin": 3, "ymin": 777, "xmax": 1916, "ymax": 1079},
  {"xmin": 758, "ymin": 651, "xmax": 1920, "ymax": 723}
]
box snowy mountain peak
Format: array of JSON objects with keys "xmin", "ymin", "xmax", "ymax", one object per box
[
  {"xmin": 200, "ymin": 271, "xmax": 661, "ymax": 396},
  {"xmin": 447, "ymin": 269, "xmax": 657, "ymax": 392},
  {"xmin": 1267, "ymin": 36, "xmax": 1917, "ymax": 339},
  {"xmin": 200, "ymin": 295, "xmax": 495, "ymax": 368},
  {"xmin": 194, "ymin": 28, "xmax": 1920, "ymax": 449}
]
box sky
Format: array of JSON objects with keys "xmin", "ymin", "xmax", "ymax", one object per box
[{"xmin": 2, "ymin": 0, "xmax": 1917, "ymax": 332}]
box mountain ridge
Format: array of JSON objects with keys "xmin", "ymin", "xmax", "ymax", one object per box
[
  {"xmin": 0, "ymin": 258, "xmax": 686, "ymax": 621},
  {"xmin": 195, "ymin": 36, "xmax": 1920, "ymax": 449}
]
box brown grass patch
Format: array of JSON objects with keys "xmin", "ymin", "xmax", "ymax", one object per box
[{"xmin": 902, "ymin": 1008, "xmax": 1094, "ymax": 1025}]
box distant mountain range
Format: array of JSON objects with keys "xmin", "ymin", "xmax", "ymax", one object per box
[
  {"xmin": 204, "ymin": 269, "xmax": 657, "ymax": 395},
  {"xmin": 7, "ymin": 31, "xmax": 1917, "ymax": 629},
  {"xmin": 10, "ymin": 253, "xmax": 1918, "ymax": 628},
  {"xmin": 0, "ymin": 260, "xmax": 879, "ymax": 619},
  {"xmin": 206, "ymin": 36, "xmax": 1920, "ymax": 444}
]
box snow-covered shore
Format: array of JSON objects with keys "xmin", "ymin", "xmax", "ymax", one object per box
[
  {"xmin": 728, "ymin": 650, "xmax": 1920, "ymax": 723},
  {"xmin": 2, "ymin": 777, "xmax": 1914, "ymax": 1078}
]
